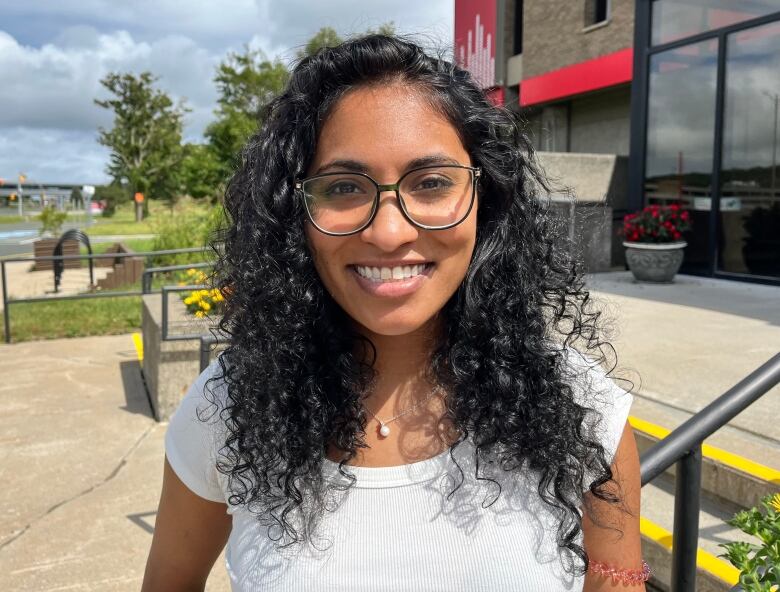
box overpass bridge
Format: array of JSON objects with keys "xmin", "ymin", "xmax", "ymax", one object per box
[{"xmin": 0, "ymin": 182, "xmax": 103, "ymax": 209}]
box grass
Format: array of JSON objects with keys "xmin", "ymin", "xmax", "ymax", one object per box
[
  {"xmin": 86, "ymin": 197, "xmax": 211, "ymax": 236},
  {"xmin": 0, "ymin": 215, "xmax": 27, "ymax": 224},
  {"xmin": 80, "ymin": 238, "xmax": 157, "ymax": 255},
  {"xmin": 1, "ymin": 296, "xmax": 141, "ymax": 342},
  {"xmin": 2, "ymin": 197, "xmax": 216, "ymax": 342}
]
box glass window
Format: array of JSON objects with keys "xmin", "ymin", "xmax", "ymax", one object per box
[
  {"xmin": 585, "ymin": 0, "xmax": 610, "ymax": 27},
  {"xmin": 644, "ymin": 39, "xmax": 718, "ymax": 273},
  {"xmin": 652, "ymin": 0, "xmax": 780, "ymax": 46},
  {"xmin": 720, "ymin": 21, "xmax": 780, "ymax": 278}
]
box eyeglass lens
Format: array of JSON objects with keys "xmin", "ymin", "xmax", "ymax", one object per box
[{"xmin": 302, "ymin": 166, "xmax": 474, "ymax": 234}]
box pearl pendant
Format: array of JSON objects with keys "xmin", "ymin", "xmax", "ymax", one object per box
[{"xmin": 379, "ymin": 424, "xmax": 391, "ymax": 437}]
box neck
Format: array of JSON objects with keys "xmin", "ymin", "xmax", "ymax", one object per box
[
  {"xmin": 357, "ymin": 317, "xmax": 440, "ymax": 409},
  {"xmin": 325, "ymin": 315, "xmax": 459, "ymax": 467}
]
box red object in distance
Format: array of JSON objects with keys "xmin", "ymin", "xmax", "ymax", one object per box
[{"xmin": 520, "ymin": 48, "xmax": 634, "ymax": 107}]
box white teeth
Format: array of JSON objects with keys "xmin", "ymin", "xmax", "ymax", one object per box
[{"xmin": 355, "ymin": 264, "xmax": 430, "ymax": 282}]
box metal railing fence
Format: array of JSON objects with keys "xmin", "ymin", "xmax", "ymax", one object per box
[
  {"xmin": 638, "ymin": 352, "xmax": 780, "ymax": 592},
  {"xmin": 1, "ymin": 247, "xmax": 210, "ymax": 343}
]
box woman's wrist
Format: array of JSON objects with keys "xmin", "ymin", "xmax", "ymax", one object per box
[{"xmin": 588, "ymin": 558, "xmax": 651, "ymax": 586}]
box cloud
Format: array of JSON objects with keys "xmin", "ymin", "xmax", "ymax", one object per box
[
  {"xmin": 0, "ymin": 29, "xmax": 219, "ymax": 136},
  {"xmin": 0, "ymin": 0, "xmax": 454, "ymax": 182},
  {"xmin": 0, "ymin": 127, "xmax": 110, "ymax": 184}
]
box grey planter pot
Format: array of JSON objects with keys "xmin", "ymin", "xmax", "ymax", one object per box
[{"xmin": 623, "ymin": 241, "xmax": 687, "ymax": 283}]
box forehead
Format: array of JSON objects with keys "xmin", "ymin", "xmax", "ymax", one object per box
[{"xmin": 309, "ymin": 83, "xmax": 470, "ymax": 174}]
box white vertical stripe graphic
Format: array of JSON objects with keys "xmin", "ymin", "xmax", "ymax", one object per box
[{"xmin": 459, "ymin": 11, "xmax": 495, "ymax": 89}]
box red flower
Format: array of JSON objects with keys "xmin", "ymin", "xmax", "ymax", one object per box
[{"xmin": 681, "ymin": 211, "xmax": 690, "ymax": 220}]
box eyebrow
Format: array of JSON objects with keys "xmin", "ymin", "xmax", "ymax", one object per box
[{"xmin": 313, "ymin": 154, "xmax": 463, "ymax": 176}]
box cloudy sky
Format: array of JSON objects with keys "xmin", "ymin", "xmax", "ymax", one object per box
[{"xmin": 0, "ymin": 0, "xmax": 454, "ymax": 185}]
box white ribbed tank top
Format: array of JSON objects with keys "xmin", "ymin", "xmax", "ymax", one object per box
[{"xmin": 165, "ymin": 351, "xmax": 633, "ymax": 592}]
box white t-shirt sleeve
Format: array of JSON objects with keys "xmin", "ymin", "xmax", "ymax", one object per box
[
  {"xmin": 562, "ymin": 346, "xmax": 634, "ymax": 468},
  {"xmin": 164, "ymin": 359, "xmax": 228, "ymax": 503}
]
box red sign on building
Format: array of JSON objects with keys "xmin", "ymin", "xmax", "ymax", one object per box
[{"xmin": 454, "ymin": 0, "xmax": 497, "ymax": 91}]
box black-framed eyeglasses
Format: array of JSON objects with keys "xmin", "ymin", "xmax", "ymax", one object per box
[{"xmin": 294, "ymin": 164, "xmax": 481, "ymax": 236}]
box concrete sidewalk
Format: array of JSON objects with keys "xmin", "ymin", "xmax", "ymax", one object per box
[
  {"xmin": 587, "ymin": 271, "xmax": 780, "ymax": 448},
  {"xmin": 0, "ymin": 334, "xmax": 229, "ymax": 591},
  {"xmin": 0, "ymin": 271, "xmax": 777, "ymax": 591}
]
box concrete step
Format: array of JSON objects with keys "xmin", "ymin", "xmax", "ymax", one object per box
[
  {"xmin": 630, "ymin": 392, "xmax": 780, "ymax": 591},
  {"xmin": 631, "ymin": 393, "xmax": 780, "ymax": 511},
  {"xmin": 640, "ymin": 473, "xmax": 748, "ymax": 591}
]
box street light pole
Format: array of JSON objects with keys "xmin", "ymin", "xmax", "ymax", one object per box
[{"xmin": 17, "ymin": 173, "xmax": 23, "ymax": 217}]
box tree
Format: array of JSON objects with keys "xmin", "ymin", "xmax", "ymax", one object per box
[
  {"xmin": 297, "ymin": 26, "xmax": 343, "ymax": 58},
  {"xmin": 93, "ymin": 183, "xmax": 128, "ymax": 218},
  {"xmin": 205, "ymin": 47, "xmax": 289, "ymax": 179},
  {"xmin": 95, "ymin": 71, "xmax": 188, "ymax": 220},
  {"xmin": 179, "ymin": 143, "xmax": 223, "ymax": 201}
]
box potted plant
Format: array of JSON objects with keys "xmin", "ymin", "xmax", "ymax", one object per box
[{"xmin": 620, "ymin": 203, "xmax": 692, "ymax": 283}]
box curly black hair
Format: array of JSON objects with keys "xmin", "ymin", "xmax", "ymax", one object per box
[{"xmin": 205, "ymin": 33, "xmax": 633, "ymax": 574}]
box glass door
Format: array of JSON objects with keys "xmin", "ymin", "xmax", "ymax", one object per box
[{"xmin": 721, "ymin": 21, "xmax": 780, "ymax": 278}]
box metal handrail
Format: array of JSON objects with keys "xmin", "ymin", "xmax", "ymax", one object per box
[
  {"xmin": 142, "ymin": 262, "xmax": 212, "ymax": 294},
  {"xmin": 199, "ymin": 332, "xmax": 231, "ymax": 372},
  {"xmin": 639, "ymin": 352, "xmax": 780, "ymax": 592},
  {"xmin": 1, "ymin": 247, "xmax": 208, "ymax": 342}
]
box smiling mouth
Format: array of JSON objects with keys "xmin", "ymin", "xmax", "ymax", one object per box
[{"xmin": 351, "ymin": 263, "xmax": 434, "ymax": 282}]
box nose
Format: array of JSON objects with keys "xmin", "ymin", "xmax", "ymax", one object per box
[{"xmin": 359, "ymin": 189, "xmax": 419, "ymax": 251}]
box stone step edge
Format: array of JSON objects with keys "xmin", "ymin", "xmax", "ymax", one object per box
[
  {"xmin": 630, "ymin": 415, "xmax": 780, "ymax": 510},
  {"xmin": 640, "ymin": 516, "xmax": 739, "ymax": 591}
]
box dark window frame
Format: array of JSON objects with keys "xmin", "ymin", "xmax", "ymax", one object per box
[{"xmin": 629, "ymin": 0, "xmax": 780, "ymax": 285}]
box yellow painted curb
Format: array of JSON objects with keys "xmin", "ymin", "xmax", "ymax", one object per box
[
  {"xmin": 132, "ymin": 332, "xmax": 143, "ymax": 365},
  {"xmin": 640, "ymin": 516, "xmax": 740, "ymax": 585},
  {"xmin": 629, "ymin": 416, "xmax": 780, "ymax": 486}
]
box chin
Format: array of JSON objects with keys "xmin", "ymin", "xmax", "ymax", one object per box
[{"xmin": 351, "ymin": 306, "xmax": 438, "ymax": 338}]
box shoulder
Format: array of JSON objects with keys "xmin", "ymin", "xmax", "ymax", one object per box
[
  {"xmin": 559, "ymin": 345, "xmax": 634, "ymax": 463},
  {"xmin": 164, "ymin": 356, "xmax": 231, "ymax": 503}
]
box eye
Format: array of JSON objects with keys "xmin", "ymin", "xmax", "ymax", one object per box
[
  {"xmin": 411, "ymin": 176, "xmax": 454, "ymax": 192},
  {"xmin": 324, "ymin": 181, "xmax": 367, "ymax": 196}
]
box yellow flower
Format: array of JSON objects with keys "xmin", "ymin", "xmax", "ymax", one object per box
[
  {"xmin": 186, "ymin": 268, "xmax": 196, "ymax": 276},
  {"xmin": 183, "ymin": 296, "xmax": 194, "ymax": 305},
  {"xmin": 212, "ymin": 291, "xmax": 224, "ymax": 303},
  {"xmin": 200, "ymin": 289, "xmax": 209, "ymax": 296},
  {"xmin": 194, "ymin": 310, "xmax": 205, "ymax": 318},
  {"xmin": 770, "ymin": 493, "xmax": 780, "ymax": 512},
  {"xmin": 201, "ymin": 301, "xmax": 211, "ymax": 312}
]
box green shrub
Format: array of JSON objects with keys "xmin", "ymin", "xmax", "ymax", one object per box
[
  {"xmin": 720, "ymin": 493, "xmax": 780, "ymax": 591},
  {"xmin": 94, "ymin": 183, "xmax": 129, "ymax": 218},
  {"xmin": 39, "ymin": 205, "xmax": 68, "ymax": 237},
  {"xmin": 149, "ymin": 203, "xmax": 225, "ymax": 267}
]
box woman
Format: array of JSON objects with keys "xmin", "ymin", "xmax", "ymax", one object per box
[{"xmin": 142, "ymin": 34, "xmax": 648, "ymax": 591}]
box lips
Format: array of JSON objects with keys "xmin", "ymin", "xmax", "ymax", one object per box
[{"xmin": 349, "ymin": 262, "xmax": 435, "ymax": 298}]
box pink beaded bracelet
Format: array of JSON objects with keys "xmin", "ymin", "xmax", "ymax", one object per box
[{"xmin": 588, "ymin": 559, "xmax": 651, "ymax": 586}]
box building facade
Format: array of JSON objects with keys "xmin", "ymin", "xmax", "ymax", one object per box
[{"xmin": 455, "ymin": 0, "xmax": 780, "ymax": 285}]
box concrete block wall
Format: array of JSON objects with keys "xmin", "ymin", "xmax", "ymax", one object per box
[
  {"xmin": 522, "ymin": 0, "xmax": 635, "ymax": 78},
  {"xmin": 141, "ymin": 293, "xmax": 222, "ymax": 422}
]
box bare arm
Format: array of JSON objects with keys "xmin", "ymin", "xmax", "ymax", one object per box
[
  {"xmin": 141, "ymin": 456, "xmax": 232, "ymax": 592},
  {"xmin": 582, "ymin": 421, "xmax": 646, "ymax": 592}
]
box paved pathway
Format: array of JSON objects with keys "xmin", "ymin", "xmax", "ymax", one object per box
[{"xmin": 0, "ymin": 334, "xmax": 229, "ymax": 591}]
